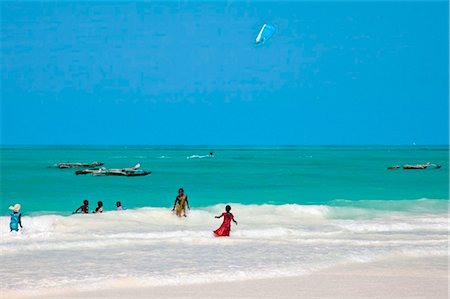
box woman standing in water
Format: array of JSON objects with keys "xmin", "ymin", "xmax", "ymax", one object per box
[
  {"xmin": 172, "ymin": 188, "xmax": 190, "ymax": 217},
  {"xmin": 213, "ymin": 205, "xmax": 237, "ymax": 237}
]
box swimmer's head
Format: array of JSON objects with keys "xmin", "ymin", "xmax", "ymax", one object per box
[
  {"xmin": 98, "ymin": 201, "xmax": 103, "ymax": 207},
  {"xmin": 225, "ymin": 205, "xmax": 231, "ymax": 212},
  {"xmin": 83, "ymin": 200, "xmax": 89, "ymax": 205},
  {"xmin": 116, "ymin": 201, "xmax": 121, "ymax": 207}
]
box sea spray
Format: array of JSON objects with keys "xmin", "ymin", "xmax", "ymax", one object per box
[{"xmin": 0, "ymin": 202, "xmax": 447, "ymax": 295}]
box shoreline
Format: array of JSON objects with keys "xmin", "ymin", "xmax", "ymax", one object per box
[{"xmin": 8, "ymin": 255, "xmax": 448, "ymax": 299}]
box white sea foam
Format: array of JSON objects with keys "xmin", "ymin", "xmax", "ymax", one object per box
[
  {"xmin": 0, "ymin": 203, "xmax": 448, "ymax": 295},
  {"xmin": 186, "ymin": 154, "xmax": 212, "ymax": 159}
]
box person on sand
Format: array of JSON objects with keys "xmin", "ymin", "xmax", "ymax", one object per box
[
  {"xmin": 73, "ymin": 200, "xmax": 89, "ymax": 214},
  {"xmin": 9, "ymin": 204, "xmax": 23, "ymax": 232},
  {"xmin": 172, "ymin": 188, "xmax": 190, "ymax": 217},
  {"xmin": 116, "ymin": 201, "xmax": 123, "ymax": 211},
  {"xmin": 213, "ymin": 205, "xmax": 237, "ymax": 237},
  {"xmin": 93, "ymin": 201, "xmax": 103, "ymax": 213}
]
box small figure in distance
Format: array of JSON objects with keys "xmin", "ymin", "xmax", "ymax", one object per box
[
  {"xmin": 116, "ymin": 201, "xmax": 124, "ymax": 211},
  {"xmin": 172, "ymin": 188, "xmax": 190, "ymax": 217},
  {"xmin": 93, "ymin": 201, "xmax": 103, "ymax": 213},
  {"xmin": 209, "ymin": 151, "xmax": 214, "ymax": 157},
  {"xmin": 9, "ymin": 203, "xmax": 23, "ymax": 232},
  {"xmin": 213, "ymin": 205, "xmax": 237, "ymax": 237},
  {"xmin": 73, "ymin": 200, "xmax": 89, "ymax": 214}
]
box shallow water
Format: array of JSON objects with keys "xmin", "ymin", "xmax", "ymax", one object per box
[
  {"xmin": 0, "ymin": 203, "xmax": 448, "ymax": 295},
  {"xmin": 0, "ymin": 146, "xmax": 448, "ymax": 295}
]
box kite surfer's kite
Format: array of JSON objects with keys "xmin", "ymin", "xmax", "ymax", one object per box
[{"xmin": 255, "ymin": 24, "xmax": 276, "ymax": 44}]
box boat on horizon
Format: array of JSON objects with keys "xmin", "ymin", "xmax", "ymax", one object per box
[
  {"xmin": 387, "ymin": 165, "xmax": 400, "ymax": 170},
  {"xmin": 75, "ymin": 167, "xmax": 103, "ymax": 175},
  {"xmin": 77, "ymin": 163, "xmax": 152, "ymax": 177},
  {"xmin": 387, "ymin": 162, "xmax": 442, "ymax": 170},
  {"xmin": 399, "ymin": 162, "xmax": 441, "ymax": 170},
  {"xmin": 56, "ymin": 162, "xmax": 104, "ymax": 169}
]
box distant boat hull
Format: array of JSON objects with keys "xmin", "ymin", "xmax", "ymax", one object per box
[
  {"xmin": 388, "ymin": 163, "xmax": 442, "ymax": 170},
  {"xmin": 122, "ymin": 171, "xmax": 152, "ymax": 177},
  {"xmin": 72, "ymin": 163, "xmax": 151, "ymax": 176},
  {"xmin": 91, "ymin": 169, "xmax": 152, "ymax": 177},
  {"xmin": 403, "ymin": 165, "xmax": 427, "ymax": 169},
  {"xmin": 387, "ymin": 165, "xmax": 400, "ymax": 170},
  {"xmin": 75, "ymin": 168, "xmax": 103, "ymax": 175},
  {"xmin": 58, "ymin": 162, "xmax": 104, "ymax": 169}
]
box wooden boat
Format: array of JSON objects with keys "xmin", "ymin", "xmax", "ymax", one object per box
[
  {"xmin": 387, "ymin": 165, "xmax": 400, "ymax": 170},
  {"xmin": 403, "ymin": 164, "xmax": 427, "ymax": 170},
  {"xmin": 92, "ymin": 169, "xmax": 151, "ymax": 177},
  {"xmin": 75, "ymin": 168, "xmax": 103, "ymax": 175},
  {"xmin": 389, "ymin": 162, "xmax": 442, "ymax": 170},
  {"xmin": 58, "ymin": 162, "xmax": 104, "ymax": 169},
  {"xmin": 89, "ymin": 164, "xmax": 151, "ymax": 177}
]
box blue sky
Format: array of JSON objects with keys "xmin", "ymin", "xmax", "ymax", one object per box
[{"xmin": 1, "ymin": 1, "xmax": 448, "ymax": 145}]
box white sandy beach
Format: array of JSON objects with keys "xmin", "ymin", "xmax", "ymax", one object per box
[{"xmin": 7, "ymin": 256, "xmax": 448, "ymax": 299}]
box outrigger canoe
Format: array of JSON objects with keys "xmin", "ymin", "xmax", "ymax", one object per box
[
  {"xmin": 388, "ymin": 162, "xmax": 442, "ymax": 170},
  {"xmin": 77, "ymin": 163, "xmax": 151, "ymax": 177},
  {"xmin": 58, "ymin": 162, "xmax": 104, "ymax": 169}
]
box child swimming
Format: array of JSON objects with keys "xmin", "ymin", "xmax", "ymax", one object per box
[
  {"xmin": 73, "ymin": 200, "xmax": 89, "ymax": 214},
  {"xmin": 116, "ymin": 201, "xmax": 123, "ymax": 211},
  {"xmin": 213, "ymin": 205, "xmax": 237, "ymax": 237},
  {"xmin": 9, "ymin": 204, "xmax": 23, "ymax": 232},
  {"xmin": 93, "ymin": 201, "xmax": 103, "ymax": 213}
]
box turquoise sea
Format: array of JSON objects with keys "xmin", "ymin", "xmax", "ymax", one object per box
[
  {"xmin": 1, "ymin": 146, "xmax": 448, "ymax": 215},
  {"xmin": 1, "ymin": 146, "xmax": 448, "ymax": 296}
]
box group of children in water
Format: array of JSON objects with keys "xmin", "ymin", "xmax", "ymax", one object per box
[
  {"xmin": 8, "ymin": 187, "xmax": 238, "ymax": 237},
  {"xmin": 72, "ymin": 200, "xmax": 123, "ymax": 214}
]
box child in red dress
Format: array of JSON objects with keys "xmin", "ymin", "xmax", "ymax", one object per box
[{"xmin": 213, "ymin": 205, "xmax": 238, "ymax": 237}]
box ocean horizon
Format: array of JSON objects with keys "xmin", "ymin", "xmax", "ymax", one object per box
[{"xmin": 1, "ymin": 145, "xmax": 448, "ymax": 215}]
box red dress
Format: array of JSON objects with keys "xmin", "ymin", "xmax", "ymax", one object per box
[{"xmin": 214, "ymin": 212, "xmax": 234, "ymax": 237}]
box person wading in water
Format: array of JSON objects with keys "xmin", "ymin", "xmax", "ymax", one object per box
[{"xmin": 172, "ymin": 188, "xmax": 190, "ymax": 217}]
